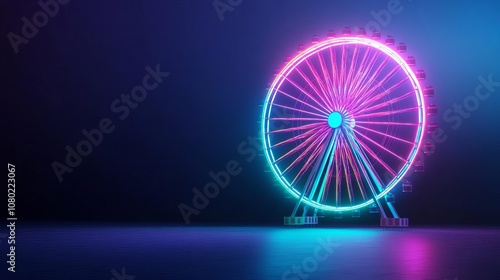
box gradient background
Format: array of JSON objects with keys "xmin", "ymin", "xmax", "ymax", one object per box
[{"xmin": 2, "ymin": 0, "xmax": 500, "ymax": 227}]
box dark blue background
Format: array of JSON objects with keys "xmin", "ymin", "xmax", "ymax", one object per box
[{"xmin": 2, "ymin": 0, "xmax": 500, "ymax": 226}]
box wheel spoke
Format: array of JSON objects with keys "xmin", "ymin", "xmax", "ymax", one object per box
[
  {"xmin": 284, "ymin": 75, "xmax": 332, "ymax": 113},
  {"xmin": 339, "ymin": 45, "xmax": 347, "ymax": 104},
  {"xmin": 275, "ymin": 87, "xmax": 330, "ymax": 116},
  {"xmin": 290, "ymin": 136, "xmax": 327, "ymax": 187},
  {"xmin": 333, "ymin": 137, "xmax": 341, "ymax": 207},
  {"xmin": 315, "ymin": 141, "xmax": 336, "ymax": 204},
  {"xmin": 355, "ymin": 121, "xmax": 420, "ymax": 127},
  {"xmin": 344, "ymin": 132, "xmax": 384, "ymax": 200},
  {"xmin": 340, "ymin": 138, "xmax": 354, "ymax": 204},
  {"xmin": 317, "ymin": 51, "xmax": 337, "ymax": 109},
  {"xmin": 355, "ymin": 124, "xmax": 415, "ymax": 146},
  {"xmin": 273, "ymin": 127, "xmax": 329, "ymax": 164},
  {"xmin": 348, "ymin": 131, "xmax": 389, "ymax": 192},
  {"xmin": 270, "ymin": 125, "xmax": 324, "ymax": 148},
  {"xmin": 298, "ymin": 130, "xmax": 338, "ymax": 198},
  {"xmin": 268, "ymin": 103, "xmax": 327, "ymax": 119},
  {"xmin": 352, "ymin": 128, "xmax": 408, "ymax": 163},
  {"xmin": 355, "ymin": 106, "xmax": 418, "ymax": 119},
  {"xmin": 347, "ymin": 51, "xmax": 383, "ymax": 104},
  {"xmin": 353, "ymin": 90, "xmax": 414, "ymax": 116},
  {"xmin": 345, "ymin": 129, "xmax": 397, "ymax": 176},
  {"xmin": 268, "ymin": 117, "xmax": 326, "ymax": 122},
  {"xmin": 341, "ymin": 133, "xmax": 368, "ymax": 200},
  {"xmin": 344, "ymin": 44, "xmax": 360, "ymax": 103},
  {"xmin": 347, "ymin": 46, "xmax": 371, "ymax": 98},
  {"xmin": 308, "ymin": 130, "xmax": 339, "ymax": 203},
  {"xmin": 295, "ymin": 66, "xmax": 334, "ymax": 112},
  {"xmin": 350, "ymin": 56, "xmax": 392, "ymax": 102},
  {"xmin": 282, "ymin": 130, "xmax": 330, "ymax": 175},
  {"xmin": 329, "ymin": 47, "xmax": 341, "ymax": 103},
  {"xmin": 268, "ymin": 121, "xmax": 324, "ymax": 134},
  {"xmin": 352, "ymin": 76, "xmax": 410, "ymax": 114},
  {"xmin": 305, "ymin": 58, "xmax": 335, "ymax": 109},
  {"xmin": 349, "ymin": 63, "xmax": 402, "ymax": 110}
]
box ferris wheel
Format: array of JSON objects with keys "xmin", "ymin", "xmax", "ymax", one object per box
[{"xmin": 261, "ymin": 27, "xmax": 436, "ymax": 227}]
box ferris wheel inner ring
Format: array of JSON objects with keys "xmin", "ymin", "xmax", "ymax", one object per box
[{"xmin": 262, "ymin": 36, "xmax": 426, "ymax": 212}]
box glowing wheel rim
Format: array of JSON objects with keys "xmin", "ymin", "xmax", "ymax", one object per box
[{"xmin": 262, "ymin": 35, "xmax": 426, "ymax": 211}]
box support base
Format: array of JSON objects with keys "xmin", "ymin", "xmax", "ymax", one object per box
[
  {"xmin": 284, "ymin": 216, "xmax": 318, "ymax": 226},
  {"xmin": 380, "ymin": 217, "xmax": 409, "ymax": 228}
]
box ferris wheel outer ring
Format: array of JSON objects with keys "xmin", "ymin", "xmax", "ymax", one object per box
[{"xmin": 261, "ymin": 36, "xmax": 427, "ymax": 212}]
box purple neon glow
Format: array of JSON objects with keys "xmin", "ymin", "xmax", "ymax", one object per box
[{"xmin": 262, "ymin": 35, "xmax": 426, "ymax": 211}]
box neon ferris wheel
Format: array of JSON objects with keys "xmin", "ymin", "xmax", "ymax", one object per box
[{"xmin": 261, "ymin": 28, "xmax": 436, "ymax": 227}]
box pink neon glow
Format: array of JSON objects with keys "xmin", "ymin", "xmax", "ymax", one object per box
[{"xmin": 262, "ymin": 34, "xmax": 427, "ymax": 211}]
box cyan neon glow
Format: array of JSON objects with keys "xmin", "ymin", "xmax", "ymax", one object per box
[
  {"xmin": 261, "ymin": 35, "xmax": 426, "ymax": 211},
  {"xmin": 328, "ymin": 112, "xmax": 343, "ymax": 128}
]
